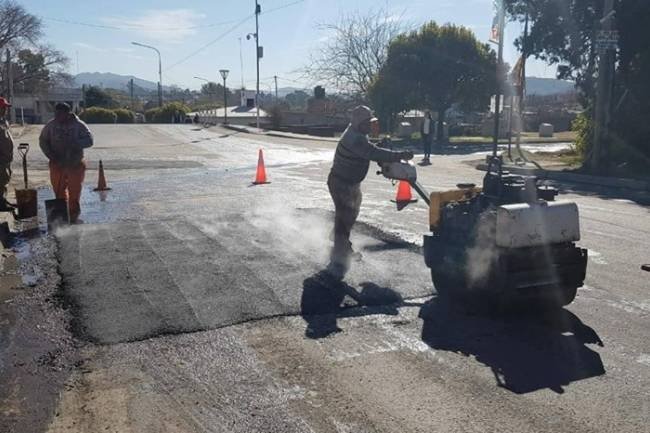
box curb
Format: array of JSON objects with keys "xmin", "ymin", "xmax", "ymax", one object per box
[
  {"xmin": 222, "ymin": 124, "xmax": 338, "ymax": 143},
  {"xmin": 265, "ymin": 131, "xmax": 338, "ymax": 143},
  {"xmin": 475, "ymin": 163, "xmax": 650, "ymax": 192},
  {"xmin": 221, "ymin": 124, "xmax": 250, "ymax": 134}
]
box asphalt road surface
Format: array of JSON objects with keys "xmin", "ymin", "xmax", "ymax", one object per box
[{"xmin": 7, "ymin": 125, "xmax": 650, "ymax": 432}]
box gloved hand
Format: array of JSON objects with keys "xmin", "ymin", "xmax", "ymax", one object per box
[{"xmin": 400, "ymin": 151, "xmax": 414, "ymax": 161}]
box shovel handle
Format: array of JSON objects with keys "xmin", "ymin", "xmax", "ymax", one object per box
[{"xmin": 18, "ymin": 143, "xmax": 29, "ymax": 189}]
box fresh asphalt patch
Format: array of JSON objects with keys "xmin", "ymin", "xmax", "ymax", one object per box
[{"xmin": 57, "ymin": 209, "xmax": 434, "ymax": 344}]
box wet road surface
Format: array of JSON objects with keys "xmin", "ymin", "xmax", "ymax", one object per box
[{"xmin": 3, "ymin": 124, "xmax": 649, "ymax": 432}]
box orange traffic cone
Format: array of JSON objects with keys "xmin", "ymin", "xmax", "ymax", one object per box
[
  {"xmin": 252, "ymin": 149, "xmax": 271, "ymax": 185},
  {"xmin": 391, "ymin": 180, "xmax": 417, "ymax": 211},
  {"xmin": 93, "ymin": 160, "xmax": 111, "ymax": 191}
]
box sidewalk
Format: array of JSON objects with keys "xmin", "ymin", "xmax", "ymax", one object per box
[{"xmin": 475, "ymin": 161, "xmax": 650, "ymax": 192}]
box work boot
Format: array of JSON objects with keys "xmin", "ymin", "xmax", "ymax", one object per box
[{"xmin": 325, "ymin": 260, "xmax": 347, "ymax": 281}]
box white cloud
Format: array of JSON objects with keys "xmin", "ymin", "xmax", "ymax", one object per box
[
  {"xmin": 102, "ymin": 9, "xmax": 206, "ymax": 44},
  {"xmin": 73, "ymin": 43, "xmax": 145, "ymax": 59}
]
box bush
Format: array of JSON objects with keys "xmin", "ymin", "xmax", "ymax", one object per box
[
  {"xmin": 267, "ymin": 105, "xmax": 284, "ymax": 129},
  {"xmin": 80, "ymin": 107, "xmax": 117, "ymax": 124},
  {"xmin": 113, "ymin": 108, "xmax": 135, "ymax": 124},
  {"xmin": 145, "ymin": 102, "xmax": 190, "ymax": 123},
  {"xmin": 145, "ymin": 107, "xmax": 160, "ymax": 123},
  {"xmin": 571, "ymin": 111, "xmax": 592, "ymax": 158}
]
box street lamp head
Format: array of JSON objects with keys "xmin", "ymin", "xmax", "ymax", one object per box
[{"xmin": 219, "ymin": 70, "xmax": 230, "ymax": 80}]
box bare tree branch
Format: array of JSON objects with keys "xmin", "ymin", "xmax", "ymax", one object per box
[
  {"xmin": 0, "ymin": 0, "xmax": 42, "ymax": 51},
  {"xmin": 303, "ymin": 9, "xmax": 406, "ymax": 95}
]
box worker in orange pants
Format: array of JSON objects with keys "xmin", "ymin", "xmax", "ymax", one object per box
[
  {"xmin": 40, "ymin": 103, "xmax": 94, "ymax": 223},
  {"xmin": 49, "ymin": 161, "xmax": 86, "ymax": 222}
]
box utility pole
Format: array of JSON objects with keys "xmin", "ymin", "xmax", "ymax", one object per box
[
  {"xmin": 591, "ymin": 0, "xmax": 616, "ymax": 173},
  {"xmin": 5, "ymin": 49, "xmax": 14, "ymax": 123},
  {"xmin": 274, "ymin": 75, "xmax": 278, "ymax": 101},
  {"xmin": 492, "ymin": 2, "xmax": 506, "ymax": 158},
  {"xmin": 255, "ymin": 0, "xmax": 261, "ymax": 129},
  {"xmin": 238, "ymin": 37, "xmax": 245, "ymax": 90},
  {"xmin": 129, "ymin": 78, "xmax": 134, "ymax": 109}
]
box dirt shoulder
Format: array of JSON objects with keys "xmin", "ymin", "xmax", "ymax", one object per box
[{"xmin": 0, "ymin": 233, "xmax": 81, "ymax": 433}]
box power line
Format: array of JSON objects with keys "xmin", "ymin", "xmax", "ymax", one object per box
[
  {"xmin": 164, "ymin": 14, "xmax": 254, "ymax": 71},
  {"xmin": 262, "ymin": 0, "xmax": 306, "ymax": 15},
  {"xmin": 163, "ymin": 0, "xmax": 306, "ymax": 70},
  {"xmin": 266, "ymin": 75, "xmax": 306, "ymax": 85},
  {"xmin": 42, "ymin": 0, "xmax": 304, "ymax": 33}
]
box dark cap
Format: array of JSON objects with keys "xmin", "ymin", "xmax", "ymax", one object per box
[
  {"xmin": 350, "ymin": 105, "xmax": 378, "ymax": 128},
  {"xmin": 54, "ymin": 102, "xmax": 71, "ymax": 112}
]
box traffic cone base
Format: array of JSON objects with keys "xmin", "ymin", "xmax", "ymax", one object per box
[
  {"xmin": 391, "ymin": 180, "xmax": 417, "ymax": 211},
  {"xmin": 252, "ymin": 149, "xmax": 271, "ymax": 185},
  {"xmin": 93, "ymin": 160, "xmax": 111, "ymax": 192}
]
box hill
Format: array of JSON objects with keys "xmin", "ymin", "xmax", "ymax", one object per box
[
  {"xmin": 73, "ymin": 72, "xmax": 170, "ymax": 92},
  {"xmin": 526, "ymin": 77, "xmax": 575, "ymax": 96}
]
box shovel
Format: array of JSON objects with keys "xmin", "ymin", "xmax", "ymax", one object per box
[
  {"xmin": 14, "ymin": 143, "xmax": 38, "ymax": 219},
  {"xmin": 45, "ymin": 158, "xmax": 69, "ymax": 228}
]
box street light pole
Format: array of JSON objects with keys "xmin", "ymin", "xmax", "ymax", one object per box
[
  {"xmin": 255, "ymin": 0, "xmax": 261, "ymax": 129},
  {"xmin": 219, "ymin": 69, "xmax": 230, "ymax": 125},
  {"xmin": 132, "ymin": 42, "xmax": 163, "ymax": 107}
]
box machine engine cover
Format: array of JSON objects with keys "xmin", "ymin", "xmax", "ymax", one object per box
[
  {"xmin": 380, "ymin": 161, "xmax": 417, "ymax": 182},
  {"xmin": 496, "ymin": 201, "xmax": 580, "ymax": 248}
]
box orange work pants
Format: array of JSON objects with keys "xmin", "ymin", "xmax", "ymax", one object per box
[{"xmin": 49, "ymin": 161, "xmax": 86, "ymax": 221}]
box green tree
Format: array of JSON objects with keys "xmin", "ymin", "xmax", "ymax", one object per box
[
  {"xmin": 504, "ymin": 1, "xmax": 599, "ymax": 102},
  {"xmin": 376, "ymin": 22, "xmax": 497, "ymax": 142},
  {"xmin": 200, "ymin": 82, "xmax": 232, "ymax": 106},
  {"xmin": 84, "ymin": 86, "xmax": 117, "ymax": 109},
  {"xmin": 505, "ymin": 0, "xmax": 650, "ymax": 171},
  {"xmin": 367, "ymin": 72, "xmax": 409, "ymax": 133}
]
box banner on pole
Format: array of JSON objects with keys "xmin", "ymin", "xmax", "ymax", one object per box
[{"xmin": 489, "ymin": 0, "xmax": 505, "ymax": 44}]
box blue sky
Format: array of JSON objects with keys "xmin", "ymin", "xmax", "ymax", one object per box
[{"xmin": 21, "ymin": 0, "xmax": 557, "ymax": 91}]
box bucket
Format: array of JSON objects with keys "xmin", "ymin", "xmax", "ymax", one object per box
[
  {"xmin": 45, "ymin": 198, "xmax": 69, "ymax": 228},
  {"xmin": 15, "ymin": 189, "xmax": 38, "ymax": 219}
]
